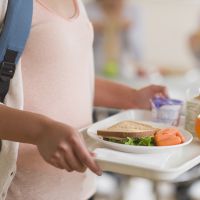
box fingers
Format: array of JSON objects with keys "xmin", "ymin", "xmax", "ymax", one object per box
[
  {"xmin": 49, "ymin": 152, "xmax": 72, "ymax": 171},
  {"xmin": 141, "ymin": 85, "xmax": 168, "ymax": 99},
  {"xmin": 76, "ymin": 148, "xmax": 102, "ymax": 176},
  {"xmin": 71, "ymin": 135, "xmax": 102, "ymax": 176},
  {"xmin": 57, "ymin": 144, "xmax": 87, "ymax": 173},
  {"xmin": 138, "ymin": 85, "xmax": 169, "ymax": 110},
  {"xmin": 150, "ymin": 85, "xmax": 169, "ymax": 98},
  {"xmin": 63, "ymin": 148, "xmax": 87, "ymax": 173},
  {"xmin": 44, "ymin": 125, "xmax": 102, "ymax": 175},
  {"xmin": 90, "ymin": 152, "xmax": 96, "ymax": 157},
  {"xmin": 51, "ymin": 134, "xmax": 101, "ymax": 175}
]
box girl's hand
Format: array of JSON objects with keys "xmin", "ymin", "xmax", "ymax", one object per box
[
  {"xmin": 35, "ymin": 120, "xmax": 102, "ymax": 176},
  {"xmin": 133, "ymin": 85, "xmax": 168, "ymax": 110}
]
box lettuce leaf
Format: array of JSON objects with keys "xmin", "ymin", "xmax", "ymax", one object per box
[{"xmin": 106, "ymin": 136, "xmax": 155, "ymax": 146}]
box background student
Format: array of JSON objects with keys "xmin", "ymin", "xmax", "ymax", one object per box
[{"xmin": 86, "ymin": 0, "xmax": 145, "ymax": 78}]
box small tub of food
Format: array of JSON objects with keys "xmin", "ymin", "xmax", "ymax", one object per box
[{"xmin": 151, "ymin": 97, "xmax": 183, "ymax": 126}]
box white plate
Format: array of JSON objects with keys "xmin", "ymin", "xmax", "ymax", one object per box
[{"xmin": 87, "ymin": 114, "xmax": 193, "ymax": 154}]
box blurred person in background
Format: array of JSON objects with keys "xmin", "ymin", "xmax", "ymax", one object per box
[
  {"xmin": 86, "ymin": 0, "xmax": 145, "ymax": 79},
  {"xmin": 190, "ymin": 26, "xmax": 200, "ymax": 70},
  {"xmin": 184, "ymin": 20, "xmax": 200, "ymax": 83}
]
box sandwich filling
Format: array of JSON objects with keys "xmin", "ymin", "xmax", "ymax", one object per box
[{"xmin": 104, "ymin": 136, "xmax": 155, "ymax": 146}]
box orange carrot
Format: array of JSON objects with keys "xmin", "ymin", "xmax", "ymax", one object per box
[
  {"xmin": 155, "ymin": 131, "xmax": 174, "ymax": 141},
  {"xmin": 175, "ymin": 132, "xmax": 185, "ymax": 143},
  {"xmin": 155, "ymin": 127, "xmax": 185, "ymax": 146},
  {"xmin": 156, "ymin": 135, "xmax": 182, "ymax": 146},
  {"xmin": 157, "ymin": 128, "xmax": 177, "ymax": 135}
]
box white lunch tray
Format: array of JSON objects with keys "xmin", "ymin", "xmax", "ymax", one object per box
[{"xmin": 82, "ymin": 110, "xmax": 200, "ymax": 182}]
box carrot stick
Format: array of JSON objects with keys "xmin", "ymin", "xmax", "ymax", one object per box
[{"xmin": 156, "ymin": 135, "xmax": 182, "ymax": 146}]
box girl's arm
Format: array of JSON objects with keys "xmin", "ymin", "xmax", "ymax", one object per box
[
  {"xmin": 0, "ymin": 105, "xmax": 101, "ymax": 175},
  {"xmin": 94, "ymin": 78, "xmax": 168, "ymax": 110},
  {"xmin": 0, "ymin": 104, "xmax": 47, "ymax": 144}
]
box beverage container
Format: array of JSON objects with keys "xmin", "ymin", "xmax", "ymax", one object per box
[
  {"xmin": 151, "ymin": 97, "xmax": 183, "ymax": 126},
  {"xmin": 185, "ymin": 84, "xmax": 200, "ymax": 135},
  {"xmin": 195, "ymin": 114, "xmax": 200, "ymax": 139}
]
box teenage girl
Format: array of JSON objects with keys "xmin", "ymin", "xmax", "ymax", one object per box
[{"xmin": 3, "ymin": 0, "xmax": 167, "ymax": 199}]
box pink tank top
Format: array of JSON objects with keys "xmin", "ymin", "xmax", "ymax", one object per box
[{"xmin": 7, "ymin": 0, "xmax": 96, "ymax": 199}]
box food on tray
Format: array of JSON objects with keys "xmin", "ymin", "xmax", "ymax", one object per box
[
  {"xmin": 97, "ymin": 120, "xmax": 158, "ymax": 138},
  {"xmin": 97, "ymin": 120, "xmax": 185, "ymax": 147},
  {"xmin": 195, "ymin": 114, "xmax": 200, "ymax": 139},
  {"xmin": 154, "ymin": 128, "xmax": 185, "ymax": 146},
  {"xmin": 186, "ymin": 95, "xmax": 200, "ymax": 135},
  {"xmin": 151, "ymin": 97, "xmax": 183, "ymax": 126}
]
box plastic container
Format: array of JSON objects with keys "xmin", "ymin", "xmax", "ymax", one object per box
[
  {"xmin": 195, "ymin": 114, "xmax": 200, "ymax": 139},
  {"xmin": 151, "ymin": 97, "xmax": 183, "ymax": 126},
  {"xmin": 185, "ymin": 100, "xmax": 200, "ymax": 136}
]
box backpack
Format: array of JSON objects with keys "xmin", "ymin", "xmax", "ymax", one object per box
[{"xmin": 0, "ymin": 0, "xmax": 33, "ymax": 103}]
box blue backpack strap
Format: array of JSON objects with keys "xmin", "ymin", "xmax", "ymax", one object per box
[{"xmin": 0, "ymin": 0, "xmax": 33, "ymax": 103}]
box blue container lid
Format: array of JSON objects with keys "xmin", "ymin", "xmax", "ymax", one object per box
[{"xmin": 152, "ymin": 97, "xmax": 183, "ymax": 108}]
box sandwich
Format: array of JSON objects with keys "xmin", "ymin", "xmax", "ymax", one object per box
[
  {"xmin": 97, "ymin": 120, "xmax": 159, "ymax": 146},
  {"xmin": 97, "ymin": 120, "xmax": 185, "ymax": 146}
]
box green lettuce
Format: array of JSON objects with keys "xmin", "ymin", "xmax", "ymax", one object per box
[{"xmin": 106, "ymin": 136, "xmax": 155, "ymax": 146}]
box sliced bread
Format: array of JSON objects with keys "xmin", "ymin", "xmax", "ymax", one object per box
[{"xmin": 97, "ymin": 120, "xmax": 158, "ymax": 139}]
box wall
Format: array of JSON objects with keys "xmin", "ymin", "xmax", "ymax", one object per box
[{"xmin": 84, "ymin": 0, "xmax": 200, "ymax": 69}]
